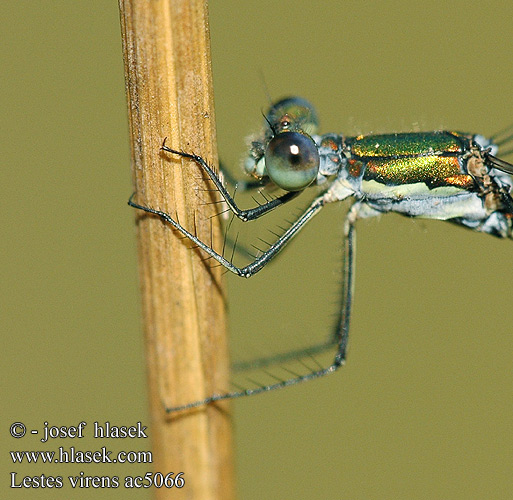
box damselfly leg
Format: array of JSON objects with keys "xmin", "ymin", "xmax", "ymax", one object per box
[
  {"xmin": 128, "ymin": 148, "xmax": 357, "ymax": 411},
  {"xmin": 129, "ymin": 96, "xmax": 513, "ymax": 411},
  {"xmin": 161, "ymin": 142, "xmax": 300, "ymax": 222}
]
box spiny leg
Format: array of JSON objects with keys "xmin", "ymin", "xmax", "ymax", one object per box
[
  {"xmin": 129, "ymin": 192, "xmax": 379, "ymax": 410},
  {"xmin": 232, "ymin": 339, "xmax": 335, "ymax": 373},
  {"xmin": 331, "ymin": 203, "xmax": 359, "ymax": 361},
  {"xmin": 487, "ymin": 123, "xmax": 513, "ymax": 158},
  {"xmin": 161, "ymin": 142, "xmax": 300, "ymax": 221},
  {"xmin": 129, "ymin": 192, "xmax": 326, "ymax": 278},
  {"xmin": 490, "ymin": 122, "xmax": 513, "ymax": 149},
  {"xmin": 232, "ymin": 205, "xmax": 359, "ymax": 373},
  {"xmin": 319, "ymin": 202, "xmax": 383, "ymax": 362},
  {"xmin": 160, "ymin": 203, "xmax": 363, "ymax": 412}
]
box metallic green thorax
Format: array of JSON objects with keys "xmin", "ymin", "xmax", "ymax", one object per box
[
  {"xmin": 346, "ymin": 131, "xmax": 473, "ymax": 189},
  {"xmin": 350, "ymin": 131, "xmax": 465, "ymax": 157}
]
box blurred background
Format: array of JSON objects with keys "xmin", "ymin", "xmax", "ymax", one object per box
[{"xmin": 2, "ymin": 1, "xmax": 512, "ymax": 499}]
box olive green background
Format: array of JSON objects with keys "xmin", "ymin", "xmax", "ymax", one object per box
[{"xmin": 2, "ymin": 1, "xmax": 512, "ymax": 499}]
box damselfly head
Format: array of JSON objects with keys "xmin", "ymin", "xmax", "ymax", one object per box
[{"xmin": 244, "ymin": 96, "xmax": 321, "ymax": 190}]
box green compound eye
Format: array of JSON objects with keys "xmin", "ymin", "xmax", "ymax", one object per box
[
  {"xmin": 266, "ymin": 97, "xmax": 319, "ymax": 136},
  {"xmin": 264, "ymin": 132, "xmax": 320, "ymax": 191}
]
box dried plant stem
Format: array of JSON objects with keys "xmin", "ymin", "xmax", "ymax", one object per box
[{"xmin": 119, "ymin": 1, "xmax": 234, "ymax": 498}]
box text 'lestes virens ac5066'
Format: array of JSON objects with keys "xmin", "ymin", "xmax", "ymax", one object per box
[{"xmin": 129, "ymin": 96, "xmax": 513, "ymax": 412}]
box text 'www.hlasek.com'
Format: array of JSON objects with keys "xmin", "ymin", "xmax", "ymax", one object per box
[{"xmin": 9, "ymin": 421, "xmax": 185, "ymax": 490}]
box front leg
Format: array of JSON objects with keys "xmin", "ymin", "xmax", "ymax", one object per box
[{"xmin": 161, "ymin": 142, "xmax": 300, "ymax": 221}]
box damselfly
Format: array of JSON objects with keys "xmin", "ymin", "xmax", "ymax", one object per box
[{"xmin": 129, "ymin": 97, "xmax": 513, "ymax": 411}]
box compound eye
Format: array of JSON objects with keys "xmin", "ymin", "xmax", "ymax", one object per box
[{"xmin": 264, "ymin": 132, "xmax": 320, "ymax": 191}]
